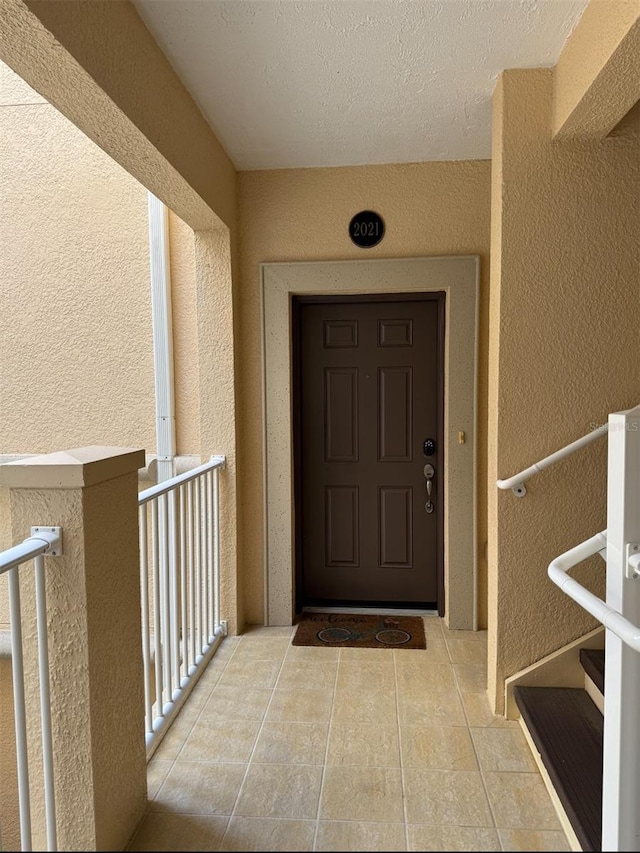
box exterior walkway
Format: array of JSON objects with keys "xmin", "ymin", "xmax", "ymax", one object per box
[{"xmin": 127, "ymin": 617, "xmax": 570, "ymax": 852}]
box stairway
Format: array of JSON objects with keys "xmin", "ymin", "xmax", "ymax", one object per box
[{"xmin": 514, "ymin": 648, "xmax": 605, "ymax": 852}]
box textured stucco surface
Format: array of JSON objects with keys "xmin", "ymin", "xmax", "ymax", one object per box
[
  {"xmin": 0, "ymin": 0, "xmax": 236, "ymax": 232},
  {"xmin": 134, "ymin": 0, "xmax": 588, "ymax": 169},
  {"xmin": 0, "ymin": 658, "xmax": 18, "ymax": 851},
  {"xmin": 0, "ymin": 62, "xmax": 156, "ymax": 455},
  {"xmin": 169, "ymin": 210, "xmax": 201, "ymax": 456},
  {"xmin": 194, "ymin": 230, "xmax": 240, "ymax": 633},
  {"xmin": 6, "ymin": 455, "xmax": 147, "ymax": 850},
  {"xmin": 487, "ymin": 68, "xmax": 640, "ymax": 713},
  {"xmin": 238, "ymin": 161, "xmax": 491, "ymax": 626},
  {"xmin": 553, "ymin": 0, "xmax": 640, "ymax": 138}
]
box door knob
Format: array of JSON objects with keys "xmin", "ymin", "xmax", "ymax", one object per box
[{"xmin": 424, "ymin": 463, "xmax": 435, "ymax": 513}]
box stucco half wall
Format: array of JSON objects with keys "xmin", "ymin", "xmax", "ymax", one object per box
[{"xmin": 262, "ymin": 256, "xmax": 479, "ymax": 629}]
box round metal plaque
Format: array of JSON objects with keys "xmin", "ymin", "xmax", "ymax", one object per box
[{"xmin": 348, "ymin": 210, "xmax": 385, "ymax": 248}]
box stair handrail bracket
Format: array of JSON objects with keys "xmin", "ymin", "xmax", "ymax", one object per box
[
  {"xmin": 0, "ymin": 527, "xmax": 62, "ymax": 575},
  {"xmin": 497, "ymin": 423, "xmax": 607, "ymax": 497}
]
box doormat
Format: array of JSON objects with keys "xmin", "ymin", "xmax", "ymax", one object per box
[{"xmin": 292, "ymin": 613, "xmax": 426, "ymax": 650}]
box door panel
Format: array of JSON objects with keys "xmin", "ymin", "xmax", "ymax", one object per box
[{"xmin": 298, "ymin": 296, "xmax": 443, "ymax": 606}]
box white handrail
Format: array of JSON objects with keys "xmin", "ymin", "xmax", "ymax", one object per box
[
  {"xmin": 497, "ymin": 424, "xmax": 606, "ymax": 496},
  {"xmin": 138, "ymin": 455, "xmax": 225, "ymax": 505},
  {"xmin": 548, "ymin": 530, "xmax": 640, "ymax": 652}
]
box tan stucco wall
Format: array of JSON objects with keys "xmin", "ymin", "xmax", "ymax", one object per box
[
  {"xmin": 487, "ymin": 68, "xmax": 640, "ymax": 713},
  {"xmin": 1, "ymin": 0, "xmax": 236, "ymax": 233},
  {"xmin": 169, "ymin": 211, "xmax": 201, "ymax": 457},
  {"xmin": 553, "ymin": 0, "xmax": 640, "ymax": 138},
  {"xmin": 0, "ymin": 657, "xmax": 18, "ymax": 851},
  {"xmin": 0, "ymin": 62, "xmax": 156, "ymax": 454},
  {"xmin": 1, "ymin": 1, "xmax": 242, "ymax": 635},
  {"xmin": 3, "ymin": 450, "xmax": 148, "ymax": 850},
  {"xmin": 194, "ymin": 230, "xmax": 241, "ymax": 632},
  {"xmin": 238, "ymin": 162, "xmax": 491, "ymax": 627}
]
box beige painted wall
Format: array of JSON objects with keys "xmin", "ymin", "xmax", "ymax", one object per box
[
  {"xmin": 487, "ymin": 68, "xmax": 640, "ymax": 713},
  {"xmin": 0, "ymin": 61, "xmax": 156, "ymax": 454},
  {"xmin": 1, "ymin": 0, "xmax": 236, "ymax": 233},
  {"xmin": 237, "ymin": 162, "xmax": 491, "ymax": 627},
  {"xmin": 169, "ymin": 211, "xmax": 201, "ymax": 457},
  {"xmin": 0, "ymin": 63, "xmax": 205, "ymax": 620},
  {"xmin": 553, "ymin": 0, "xmax": 640, "ymax": 138}
]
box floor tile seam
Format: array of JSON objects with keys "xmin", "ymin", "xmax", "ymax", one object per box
[
  {"xmin": 460, "ymin": 693, "xmax": 568, "ymax": 840},
  {"xmin": 311, "ymin": 648, "xmax": 340, "ymax": 851},
  {"xmin": 467, "ymin": 726, "xmax": 540, "ymax": 774},
  {"xmin": 223, "ymin": 639, "xmax": 291, "ymax": 837},
  {"xmin": 393, "ymin": 642, "xmax": 411, "ymax": 853},
  {"xmin": 153, "ymin": 638, "xmax": 239, "ymax": 766},
  {"xmin": 451, "ymin": 659, "xmax": 499, "ymax": 833}
]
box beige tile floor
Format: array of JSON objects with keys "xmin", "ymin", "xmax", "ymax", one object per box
[{"xmin": 127, "ymin": 617, "xmax": 571, "ymax": 852}]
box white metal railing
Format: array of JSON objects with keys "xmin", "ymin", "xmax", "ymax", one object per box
[
  {"xmin": 138, "ymin": 455, "xmax": 226, "ymax": 755},
  {"xmin": 547, "ymin": 405, "xmax": 640, "ymax": 851},
  {"xmin": 0, "ymin": 527, "xmax": 62, "ymax": 853},
  {"xmin": 497, "ymin": 422, "xmax": 607, "ymax": 496},
  {"xmin": 548, "ymin": 530, "xmax": 640, "ymax": 650}
]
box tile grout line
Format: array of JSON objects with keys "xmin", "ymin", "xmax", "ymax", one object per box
[
  {"xmin": 393, "ymin": 645, "xmax": 410, "ymax": 852},
  {"xmin": 311, "ymin": 646, "xmax": 341, "ymax": 852},
  {"xmin": 217, "ymin": 631, "xmax": 294, "ymax": 850},
  {"xmin": 138, "ymin": 636, "xmax": 242, "ymax": 851},
  {"xmin": 445, "ymin": 631, "xmax": 502, "ymax": 848},
  {"xmin": 150, "ymin": 635, "xmax": 241, "ymax": 790}
]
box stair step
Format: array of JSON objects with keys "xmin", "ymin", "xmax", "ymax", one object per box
[
  {"xmin": 514, "ymin": 686, "xmax": 603, "ymax": 852},
  {"xmin": 580, "ymin": 648, "xmax": 605, "ymax": 695}
]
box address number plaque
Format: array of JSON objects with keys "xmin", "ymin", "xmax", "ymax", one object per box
[{"xmin": 348, "ymin": 210, "xmax": 385, "ymax": 248}]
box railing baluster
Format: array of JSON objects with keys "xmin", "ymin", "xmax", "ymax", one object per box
[
  {"xmin": 136, "ymin": 456, "xmax": 226, "ymax": 755},
  {"xmin": 194, "ymin": 478, "xmax": 201, "ymax": 659},
  {"xmin": 151, "ymin": 499, "xmax": 162, "ymax": 714},
  {"xmin": 139, "ymin": 506, "xmax": 153, "ymax": 734},
  {"xmin": 188, "ymin": 479, "xmax": 195, "ymax": 670},
  {"xmin": 207, "ymin": 470, "xmax": 214, "ymax": 641},
  {"xmin": 8, "ymin": 565, "xmax": 32, "ymax": 852},
  {"xmin": 179, "ymin": 484, "xmax": 188, "ymax": 686},
  {"xmin": 170, "ymin": 489, "xmax": 180, "ymax": 698},
  {"xmin": 34, "ymin": 554, "xmax": 56, "ymax": 852},
  {"xmin": 213, "ymin": 467, "xmax": 220, "ymax": 630},
  {"xmin": 160, "ymin": 492, "xmax": 171, "ymax": 707},
  {"xmin": 201, "ymin": 473, "xmax": 208, "ymax": 644}
]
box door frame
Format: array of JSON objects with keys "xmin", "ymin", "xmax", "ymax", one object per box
[
  {"xmin": 261, "ymin": 256, "xmax": 480, "ymax": 629},
  {"xmin": 292, "ymin": 292, "xmax": 446, "ymax": 614}
]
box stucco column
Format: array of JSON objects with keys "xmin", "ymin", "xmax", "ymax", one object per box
[
  {"xmin": 0, "ymin": 447, "xmax": 147, "ymax": 851},
  {"xmin": 194, "ymin": 229, "xmax": 240, "ymax": 633}
]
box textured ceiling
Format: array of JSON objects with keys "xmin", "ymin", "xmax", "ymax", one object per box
[{"xmin": 134, "ymin": 0, "xmax": 589, "ymax": 170}]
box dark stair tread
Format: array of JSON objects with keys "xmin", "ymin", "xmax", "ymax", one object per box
[
  {"xmin": 514, "ymin": 686, "xmax": 603, "ymax": 852},
  {"xmin": 580, "ymin": 648, "xmax": 605, "ymax": 695}
]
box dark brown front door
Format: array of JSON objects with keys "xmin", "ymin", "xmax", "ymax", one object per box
[{"xmin": 295, "ymin": 295, "xmax": 444, "ymax": 610}]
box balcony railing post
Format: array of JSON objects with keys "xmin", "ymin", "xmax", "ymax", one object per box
[
  {"xmin": 602, "ymin": 406, "xmax": 640, "ymax": 851},
  {"xmin": 0, "ymin": 447, "xmax": 148, "ymax": 852}
]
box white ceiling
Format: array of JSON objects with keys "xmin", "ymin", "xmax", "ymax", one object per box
[{"xmin": 133, "ymin": 0, "xmax": 590, "ymax": 171}]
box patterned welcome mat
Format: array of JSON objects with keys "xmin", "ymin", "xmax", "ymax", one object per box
[{"xmin": 292, "ymin": 612, "xmax": 426, "ymax": 649}]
